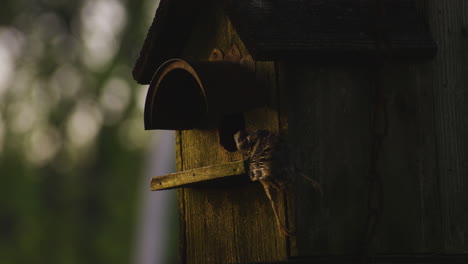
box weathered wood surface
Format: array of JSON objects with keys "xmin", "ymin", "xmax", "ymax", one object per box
[
  {"xmin": 374, "ymin": 63, "xmax": 440, "ymax": 253},
  {"xmin": 281, "ymin": 37, "xmax": 441, "ymax": 256},
  {"xmin": 150, "ymin": 161, "xmax": 247, "ymax": 191},
  {"xmin": 175, "ymin": 2, "xmax": 288, "ymax": 263},
  {"xmin": 424, "ymin": 0, "xmax": 468, "ymax": 253},
  {"xmin": 280, "ymin": 0, "xmax": 468, "ymax": 257},
  {"xmin": 168, "ymin": 0, "xmax": 468, "ymax": 263},
  {"xmin": 282, "ymin": 64, "xmax": 371, "ymax": 255}
]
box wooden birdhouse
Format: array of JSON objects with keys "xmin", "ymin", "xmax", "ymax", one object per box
[{"xmin": 133, "ymin": 0, "xmax": 468, "ymax": 263}]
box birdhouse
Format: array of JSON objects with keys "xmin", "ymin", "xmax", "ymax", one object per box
[{"xmin": 130, "ymin": 0, "xmax": 468, "ymax": 263}]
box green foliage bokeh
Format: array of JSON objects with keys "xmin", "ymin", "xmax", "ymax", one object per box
[{"xmin": 0, "ymin": 0, "xmax": 160, "ymax": 263}]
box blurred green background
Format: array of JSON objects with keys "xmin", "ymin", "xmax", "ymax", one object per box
[{"xmin": 0, "ymin": 0, "xmax": 177, "ymax": 263}]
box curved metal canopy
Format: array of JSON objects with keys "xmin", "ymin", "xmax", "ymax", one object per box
[{"xmin": 144, "ymin": 59, "xmax": 264, "ymax": 130}]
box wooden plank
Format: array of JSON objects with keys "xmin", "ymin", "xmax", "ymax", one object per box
[
  {"xmin": 374, "ymin": 62, "xmax": 441, "ymax": 253},
  {"xmin": 281, "ymin": 63, "xmax": 371, "ymax": 255},
  {"xmin": 176, "ymin": 130, "xmax": 187, "ymax": 264},
  {"xmin": 279, "ymin": 3, "xmax": 451, "ymax": 254},
  {"xmin": 150, "ymin": 161, "xmax": 247, "ymax": 191},
  {"xmin": 175, "ymin": 4, "xmax": 288, "ymax": 263},
  {"xmin": 277, "ymin": 1, "xmax": 467, "ymax": 255},
  {"xmin": 423, "ymin": 0, "xmax": 468, "ymax": 253},
  {"xmin": 280, "ymin": 60, "xmax": 442, "ymax": 255}
]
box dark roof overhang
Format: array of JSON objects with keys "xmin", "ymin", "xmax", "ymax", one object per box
[
  {"xmin": 133, "ymin": 0, "xmax": 205, "ymax": 84},
  {"xmin": 227, "ymin": 0, "xmax": 437, "ymax": 62},
  {"xmin": 134, "ymin": 0, "xmax": 436, "ymax": 85}
]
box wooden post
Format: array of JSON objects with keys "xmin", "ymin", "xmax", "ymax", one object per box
[
  {"xmin": 425, "ymin": 1, "xmax": 468, "ymax": 253},
  {"xmin": 175, "ymin": 8, "xmax": 288, "ymax": 264}
]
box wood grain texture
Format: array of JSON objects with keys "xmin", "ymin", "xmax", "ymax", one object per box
[
  {"xmin": 282, "ymin": 64, "xmax": 371, "ymax": 255},
  {"xmin": 375, "ymin": 62, "xmax": 440, "ymax": 253},
  {"xmin": 168, "ymin": 1, "xmax": 468, "ymax": 262},
  {"xmin": 280, "ymin": 1, "xmax": 468, "ymax": 256},
  {"xmin": 150, "ymin": 161, "xmax": 247, "ymax": 191},
  {"xmin": 280, "ymin": 61, "xmax": 444, "ymax": 255},
  {"xmin": 176, "ymin": 131, "xmax": 187, "ymax": 264},
  {"xmin": 424, "ymin": 0, "xmax": 468, "ymax": 253},
  {"xmin": 175, "ymin": 4, "xmax": 288, "ymax": 263},
  {"xmin": 179, "ymin": 129, "xmax": 286, "ymax": 264}
]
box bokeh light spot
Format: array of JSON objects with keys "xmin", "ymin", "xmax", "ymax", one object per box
[
  {"xmin": 66, "ymin": 100, "xmax": 103, "ymax": 148},
  {"xmin": 25, "ymin": 125, "xmax": 62, "ymax": 166},
  {"xmin": 100, "ymin": 77, "xmax": 131, "ymax": 125},
  {"xmin": 80, "ymin": 0, "xmax": 127, "ymax": 70},
  {"xmin": 49, "ymin": 64, "xmax": 83, "ymax": 100},
  {"xmin": 0, "ymin": 114, "xmax": 4, "ymax": 155},
  {"xmin": 0, "ymin": 27, "xmax": 25, "ymax": 98}
]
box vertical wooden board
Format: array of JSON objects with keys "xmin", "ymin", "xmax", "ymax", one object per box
[
  {"xmin": 177, "ymin": 11, "xmax": 288, "ymax": 264},
  {"xmin": 463, "ymin": 2, "xmax": 468, "ymax": 251},
  {"xmin": 280, "ymin": 63, "xmax": 371, "ymax": 255},
  {"xmin": 268, "ymin": 60, "xmax": 299, "ymax": 257},
  {"xmin": 176, "ymin": 131, "xmax": 187, "ymax": 264},
  {"xmin": 374, "ymin": 63, "xmax": 441, "ymax": 253},
  {"xmin": 425, "ymin": 0, "xmax": 468, "ymax": 253},
  {"xmin": 411, "ymin": 63, "xmax": 444, "ymax": 252},
  {"xmin": 180, "ymin": 131, "xmax": 287, "ymax": 264},
  {"xmin": 281, "ymin": 60, "xmax": 442, "ymax": 255}
]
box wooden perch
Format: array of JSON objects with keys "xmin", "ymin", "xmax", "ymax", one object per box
[{"xmin": 150, "ymin": 160, "xmax": 247, "ymax": 191}]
